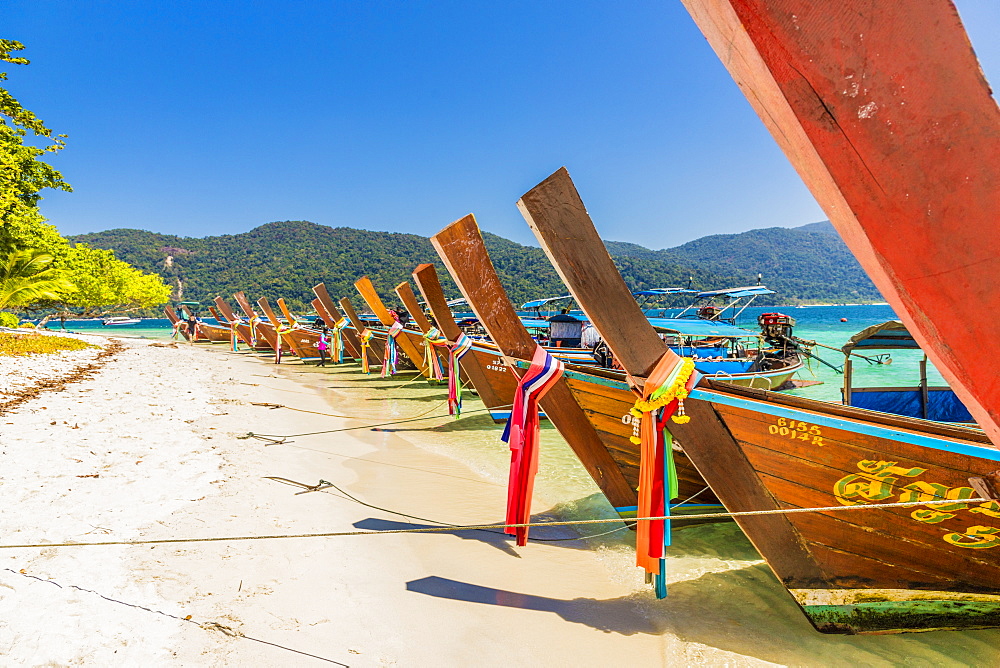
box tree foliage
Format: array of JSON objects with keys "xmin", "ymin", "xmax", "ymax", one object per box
[
  {"xmin": 0, "ymin": 40, "xmax": 72, "ymax": 253},
  {"xmin": 0, "ymin": 249, "xmax": 74, "ymax": 309},
  {"xmin": 71, "ymin": 219, "xmax": 884, "ymax": 315}
]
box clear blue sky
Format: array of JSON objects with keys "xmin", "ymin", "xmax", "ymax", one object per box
[{"xmin": 6, "ymin": 1, "xmax": 999, "ymax": 248}]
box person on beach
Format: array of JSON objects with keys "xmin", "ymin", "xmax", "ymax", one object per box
[
  {"xmin": 317, "ymin": 326, "xmax": 330, "ymax": 366},
  {"xmin": 186, "ymin": 313, "xmax": 199, "ymax": 342}
]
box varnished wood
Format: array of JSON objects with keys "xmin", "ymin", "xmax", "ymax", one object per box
[
  {"xmin": 233, "ymin": 292, "xmax": 276, "ymax": 350},
  {"xmin": 213, "ymin": 297, "xmax": 257, "ymax": 349},
  {"xmin": 208, "ymin": 306, "xmax": 228, "ymax": 325},
  {"xmin": 257, "ymin": 297, "xmax": 295, "ymax": 355},
  {"xmin": 276, "ymin": 298, "xmax": 297, "ymax": 327},
  {"xmin": 518, "ymin": 167, "xmax": 676, "ymax": 379},
  {"xmin": 311, "ymin": 283, "xmax": 362, "ymax": 359},
  {"xmin": 354, "ymin": 276, "xmax": 428, "ymax": 374},
  {"xmin": 394, "ymin": 281, "xmax": 433, "ymax": 333},
  {"xmin": 431, "ymin": 213, "xmax": 635, "ymax": 509},
  {"xmin": 339, "ymin": 295, "xmax": 384, "ymax": 366},
  {"xmin": 413, "ymin": 263, "xmax": 511, "ymax": 418},
  {"xmin": 519, "ymin": 169, "xmax": 826, "ymax": 585},
  {"xmin": 680, "ymin": 0, "xmax": 1000, "ymax": 447}
]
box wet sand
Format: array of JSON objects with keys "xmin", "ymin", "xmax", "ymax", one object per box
[{"xmin": 0, "ymin": 338, "xmax": 997, "ymax": 666}]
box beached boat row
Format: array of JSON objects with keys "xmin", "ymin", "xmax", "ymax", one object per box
[{"xmin": 165, "ymin": 0, "xmax": 999, "ymax": 636}]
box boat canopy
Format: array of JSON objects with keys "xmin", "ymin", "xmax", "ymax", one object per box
[
  {"xmin": 842, "ymin": 321, "xmax": 921, "ymax": 353},
  {"xmin": 646, "ymin": 318, "xmax": 757, "ymax": 337},
  {"xmin": 631, "ymin": 288, "xmax": 698, "ymax": 297},
  {"xmin": 520, "ymin": 318, "xmax": 552, "ymax": 329},
  {"xmin": 446, "ymin": 297, "xmax": 468, "ymax": 307},
  {"xmin": 521, "ymin": 295, "xmax": 572, "ymax": 309},
  {"xmin": 695, "ymin": 286, "xmax": 775, "ymax": 299}
]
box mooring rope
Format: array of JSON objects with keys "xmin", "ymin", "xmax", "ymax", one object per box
[
  {"xmin": 0, "ymin": 497, "xmax": 987, "ymax": 550},
  {"xmin": 240, "ymin": 403, "xmax": 514, "ymax": 442},
  {"xmin": 2, "ymin": 568, "xmax": 349, "ymax": 666},
  {"xmin": 248, "ymin": 398, "xmax": 449, "ymax": 422}
]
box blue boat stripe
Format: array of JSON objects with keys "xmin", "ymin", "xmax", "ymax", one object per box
[{"xmin": 690, "ymin": 388, "xmax": 1000, "ymax": 462}]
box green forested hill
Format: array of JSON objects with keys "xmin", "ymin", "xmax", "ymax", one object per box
[{"xmin": 70, "ymin": 219, "xmax": 881, "ymax": 313}]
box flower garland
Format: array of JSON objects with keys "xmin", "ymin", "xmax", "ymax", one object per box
[{"xmin": 628, "ymin": 353, "xmax": 697, "ymax": 599}]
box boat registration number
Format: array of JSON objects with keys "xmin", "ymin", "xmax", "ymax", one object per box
[{"xmin": 768, "ymin": 417, "xmax": 826, "ymax": 446}]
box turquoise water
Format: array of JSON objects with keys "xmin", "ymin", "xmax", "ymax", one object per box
[{"xmin": 39, "ymin": 317, "xmax": 210, "ymax": 341}]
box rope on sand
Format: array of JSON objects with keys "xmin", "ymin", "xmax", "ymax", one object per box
[
  {"xmin": 2, "ymin": 567, "xmax": 349, "ymax": 666},
  {"xmin": 239, "ymin": 403, "xmax": 514, "ymax": 443},
  {"xmin": 0, "ymin": 497, "xmax": 987, "ymax": 550},
  {"xmin": 248, "ymin": 398, "xmax": 449, "ymax": 422}
]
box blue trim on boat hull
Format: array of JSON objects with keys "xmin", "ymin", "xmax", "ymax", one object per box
[{"xmin": 690, "ymin": 388, "xmax": 1000, "ymax": 462}]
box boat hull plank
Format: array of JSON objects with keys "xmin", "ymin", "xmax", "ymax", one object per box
[{"xmin": 680, "ymin": 0, "xmax": 1000, "ymax": 446}]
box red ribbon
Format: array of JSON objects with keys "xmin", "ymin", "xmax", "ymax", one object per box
[{"xmin": 501, "ymin": 345, "xmax": 564, "ymax": 546}]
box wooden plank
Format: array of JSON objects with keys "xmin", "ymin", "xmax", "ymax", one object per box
[
  {"xmin": 680, "ymin": 0, "xmax": 1000, "ymax": 447},
  {"xmin": 517, "ymin": 167, "xmax": 676, "ymax": 379},
  {"xmin": 430, "ymin": 214, "xmax": 635, "ymax": 509},
  {"xmin": 208, "ymin": 306, "xmax": 228, "ymax": 325},
  {"xmin": 214, "ymin": 296, "xmax": 256, "ymax": 348},
  {"xmin": 163, "ymin": 305, "xmax": 180, "ymax": 324},
  {"xmin": 310, "ymin": 283, "xmax": 362, "ymax": 359},
  {"xmin": 518, "ymin": 168, "xmax": 825, "ymax": 583},
  {"xmin": 257, "ymin": 297, "xmax": 296, "ymax": 355},
  {"xmin": 339, "ymin": 295, "xmax": 383, "ymax": 366},
  {"xmin": 276, "ymin": 298, "xmax": 298, "ymax": 327},
  {"xmin": 394, "ymin": 281, "xmax": 433, "ymax": 333},
  {"xmin": 354, "ymin": 276, "xmax": 428, "ymax": 374},
  {"xmin": 411, "ymin": 263, "xmax": 511, "ymax": 415}
]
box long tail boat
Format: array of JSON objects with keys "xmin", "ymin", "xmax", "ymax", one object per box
[
  {"xmin": 519, "ymin": 167, "xmax": 1000, "ymax": 634},
  {"xmin": 232, "ymin": 292, "xmax": 277, "ymax": 351},
  {"xmin": 162, "ymin": 306, "xmax": 192, "ymax": 341},
  {"xmin": 679, "ymin": 0, "xmax": 1000, "ymax": 445},
  {"xmin": 353, "ymin": 276, "xmax": 427, "ymax": 375},
  {"xmin": 212, "ymin": 297, "xmax": 262, "ymax": 350},
  {"xmin": 411, "ymin": 263, "xmax": 514, "ymax": 421},
  {"xmin": 431, "ymin": 214, "xmax": 719, "ymax": 514},
  {"xmin": 255, "ymin": 297, "xmax": 299, "ymax": 359},
  {"xmin": 179, "ymin": 305, "xmax": 226, "ymax": 343},
  {"xmin": 311, "ymin": 283, "xmax": 363, "ymax": 361},
  {"xmin": 338, "ymin": 295, "xmax": 385, "ymax": 369},
  {"xmin": 393, "ymin": 278, "xmax": 459, "ymax": 380}
]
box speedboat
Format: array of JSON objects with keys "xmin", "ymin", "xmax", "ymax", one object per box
[{"xmin": 102, "ymin": 316, "xmax": 141, "ymax": 326}]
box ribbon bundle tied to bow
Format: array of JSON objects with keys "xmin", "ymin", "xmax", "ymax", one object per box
[
  {"xmin": 229, "ymin": 322, "xmax": 240, "ymax": 352},
  {"xmin": 501, "ymin": 345, "xmax": 564, "ymax": 546},
  {"xmin": 448, "ymin": 333, "xmax": 474, "ymax": 417},
  {"xmin": 629, "ymin": 353, "xmax": 697, "ymax": 599},
  {"xmin": 422, "ymin": 327, "xmax": 449, "ymax": 381},
  {"xmin": 360, "ymin": 329, "xmax": 374, "ymax": 374},
  {"xmin": 380, "ymin": 321, "xmax": 404, "ymax": 377},
  {"xmin": 331, "ymin": 318, "xmax": 348, "ymax": 364},
  {"xmin": 274, "ymin": 322, "xmax": 292, "ymax": 364},
  {"xmin": 248, "ymin": 316, "xmax": 260, "ymax": 347}
]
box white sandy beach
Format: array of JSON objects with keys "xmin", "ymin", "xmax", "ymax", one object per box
[{"xmin": 0, "ymin": 334, "xmax": 997, "ymax": 666}]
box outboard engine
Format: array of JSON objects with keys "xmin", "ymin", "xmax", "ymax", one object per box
[{"xmin": 758, "ymin": 312, "xmax": 796, "ymax": 346}]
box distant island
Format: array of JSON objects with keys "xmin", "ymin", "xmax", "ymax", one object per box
[{"xmin": 70, "ymin": 219, "xmax": 882, "ymax": 312}]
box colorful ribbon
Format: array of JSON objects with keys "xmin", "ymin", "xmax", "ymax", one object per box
[
  {"xmin": 360, "ymin": 329, "xmax": 374, "ymax": 374},
  {"xmin": 628, "ymin": 354, "xmax": 697, "ymax": 598},
  {"xmin": 229, "ymin": 322, "xmax": 240, "ymax": 352},
  {"xmin": 448, "ymin": 333, "xmax": 474, "ymax": 417},
  {"xmin": 381, "ymin": 321, "xmax": 404, "ymax": 377},
  {"xmin": 422, "ymin": 327, "xmax": 448, "ymax": 381},
  {"xmin": 501, "ymin": 345, "xmax": 564, "ymax": 546},
  {"xmin": 248, "ymin": 316, "xmax": 260, "ymax": 347},
  {"xmin": 274, "ymin": 323, "xmax": 292, "ymax": 364},
  {"xmin": 332, "ymin": 318, "xmax": 348, "ymax": 364}
]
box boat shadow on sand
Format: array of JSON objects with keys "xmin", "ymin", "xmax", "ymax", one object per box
[{"xmin": 405, "ymin": 567, "xmax": 1000, "ymax": 665}]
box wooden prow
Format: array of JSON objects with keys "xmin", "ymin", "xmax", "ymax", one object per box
[
  {"xmin": 518, "ymin": 167, "xmax": 826, "ymax": 593},
  {"xmin": 393, "ymin": 281, "xmax": 433, "ymax": 333},
  {"xmin": 257, "ymin": 297, "xmax": 292, "ymax": 353},
  {"xmin": 518, "ymin": 167, "xmax": 678, "ymax": 381},
  {"xmin": 354, "ymin": 276, "xmax": 427, "ymax": 374},
  {"xmin": 179, "ymin": 305, "xmax": 194, "ymax": 319},
  {"xmin": 340, "ymin": 295, "xmax": 384, "ymax": 366},
  {"xmin": 214, "ymin": 296, "xmax": 256, "ymax": 348},
  {"xmin": 681, "ymin": 0, "xmax": 1000, "ymax": 446},
  {"xmin": 233, "ymin": 292, "xmax": 275, "ymax": 349},
  {"xmin": 208, "ymin": 306, "xmax": 228, "ymax": 325},
  {"xmin": 163, "ymin": 306, "xmax": 180, "ymax": 324},
  {"xmin": 311, "ymin": 298, "xmax": 335, "ymax": 327},
  {"xmin": 233, "ymin": 292, "xmax": 258, "ymax": 319},
  {"xmin": 276, "ymin": 298, "xmax": 297, "ymax": 327},
  {"xmin": 256, "ymin": 297, "xmax": 282, "ymax": 328},
  {"xmin": 430, "ymin": 214, "xmax": 635, "ymax": 509},
  {"xmin": 412, "ymin": 263, "xmax": 506, "ymax": 411},
  {"xmin": 311, "ymin": 282, "xmax": 363, "ymax": 359}
]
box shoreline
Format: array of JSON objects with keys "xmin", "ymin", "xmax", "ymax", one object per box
[{"xmin": 0, "ymin": 340, "xmax": 996, "ymax": 665}]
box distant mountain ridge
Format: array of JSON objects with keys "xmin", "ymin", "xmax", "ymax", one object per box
[{"xmin": 70, "ymin": 219, "xmax": 881, "ymax": 313}]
